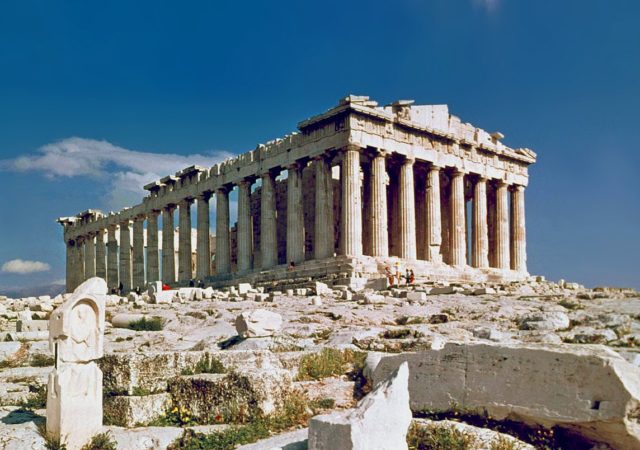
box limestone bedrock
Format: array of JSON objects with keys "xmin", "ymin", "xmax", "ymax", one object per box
[{"xmin": 308, "ymin": 361, "xmax": 411, "ymax": 450}]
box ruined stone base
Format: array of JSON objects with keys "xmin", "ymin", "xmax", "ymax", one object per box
[{"xmin": 198, "ymin": 255, "xmax": 530, "ymax": 290}]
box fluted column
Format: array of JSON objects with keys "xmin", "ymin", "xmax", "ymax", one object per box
[
  {"xmin": 132, "ymin": 216, "xmax": 145, "ymax": 289},
  {"xmin": 314, "ymin": 156, "xmax": 335, "ymax": 259},
  {"xmin": 74, "ymin": 237, "xmax": 85, "ymax": 287},
  {"xmin": 107, "ymin": 225, "xmax": 118, "ymax": 290},
  {"xmin": 472, "ymin": 177, "xmax": 489, "ymax": 268},
  {"xmin": 196, "ymin": 193, "xmax": 211, "ymax": 279},
  {"xmin": 369, "ymin": 150, "xmax": 389, "ymax": 257},
  {"xmin": 398, "ymin": 157, "xmax": 417, "ymax": 259},
  {"xmin": 162, "ymin": 205, "xmax": 176, "ymax": 284},
  {"xmin": 287, "ymin": 163, "xmax": 305, "ymax": 264},
  {"xmin": 495, "ymin": 181, "xmax": 510, "ymax": 269},
  {"xmin": 215, "ymin": 187, "xmax": 231, "ymax": 274},
  {"xmin": 95, "ymin": 229, "xmax": 106, "ymax": 280},
  {"xmin": 450, "ymin": 169, "xmax": 466, "ymax": 266},
  {"xmin": 65, "ymin": 240, "xmax": 75, "ymax": 293},
  {"xmin": 510, "ymin": 185, "xmax": 527, "ymax": 272},
  {"xmin": 84, "ymin": 233, "xmax": 96, "ymax": 280},
  {"xmin": 146, "ymin": 211, "xmax": 160, "ymax": 282},
  {"xmin": 340, "ymin": 146, "xmax": 362, "ymax": 256},
  {"xmin": 119, "ymin": 221, "xmax": 132, "ymax": 292},
  {"xmin": 261, "ymin": 171, "xmax": 278, "ymax": 268},
  {"xmin": 178, "ymin": 199, "xmax": 193, "ymax": 282},
  {"xmin": 237, "ymin": 179, "xmax": 253, "ymax": 272},
  {"xmin": 425, "ymin": 165, "xmax": 442, "ymax": 262}
]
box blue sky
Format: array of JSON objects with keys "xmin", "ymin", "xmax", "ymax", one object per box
[{"xmin": 0, "ymin": 0, "xmax": 638, "ymax": 291}]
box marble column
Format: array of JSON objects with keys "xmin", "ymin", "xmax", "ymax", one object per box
[
  {"xmin": 237, "ymin": 180, "xmax": 253, "ymax": 272},
  {"xmin": 107, "ymin": 225, "xmax": 118, "ymax": 290},
  {"xmin": 132, "ymin": 216, "xmax": 145, "ymax": 289},
  {"xmin": 84, "ymin": 233, "xmax": 96, "ymax": 280},
  {"xmin": 119, "ymin": 221, "xmax": 132, "ymax": 292},
  {"xmin": 146, "ymin": 211, "xmax": 160, "ymax": 283},
  {"xmin": 510, "ymin": 185, "xmax": 527, "ymax": 272},
  {"xmin": 162, "ymin": 205, "xmax": 176, "ymax": 284},
  {"xmin": 425, "ymin": 165, "xmax": 442, "ymax": 262},
  {"xmin": 74, "ymin": 238, "xmax": 85, "ymax": 287},
  {"xmin": 196, "ymin": 193, "xmax": 211, "ymax": 280},
  {"xmin": 449, "ymin": 169, "xmax": 466, "ymax": 266},
  {"xmin": 261, "ymin": 171, "xmax": 278, "ymax": 269},
  {"xmin": 495, "ymin": 181, "xmax": 510, "ymax": 270},
  {"xmin": 178, "ymin": 199, "xmax": 193, "ymax": 282},
  {"xmin": 65, "ymin": 240, "xmax": 75, "ymax": 293},
  {"xmin": 369, "ymin": 150, "xmax": 388, "ymax": 257},
  {"xmin": 95, "ymin": 229, "xmax": 106, "ymax": 280},
  {"xmin": 472, "ymin": 177, "xmax": 489, "ymax": 268},
  {"xmin": 398, "ymin": 157, "xmax": 417, "ymax": 259},
  {"xmin": 286, "ymin": 162, "xmax": 305, "ymax": 264},
  {"xmin": 215, "ymin": 187, "xmax": 231, "ymax": 274},
  {"xmin": 314, "ymin": 156, "xmax": 334, "ymax": 260},
  {"xmin": 340, "ymin": 146, "xmax": 362, "ymax": 256}
]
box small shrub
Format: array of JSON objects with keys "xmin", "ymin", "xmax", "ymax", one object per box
[
  {"xmin": 490, "ymin": 435, "xmax": 524, "ymax": 450},
  {"xmin": 37, "ymin": 422, "xmax": 67, "ymax": 450},
  {"xmin": 0, "ymin": 342, "xmax": 30, "ymax": 369},
  {"xmin": 406, "ymin": 422, "xmax": 477, "ymax": 450},
  {"xmin": 31, "ymin": 354, "xmax": 55, "ymax": 367},
  {"xmin": 80, "ymin": 431, "xmax": 117, "ymax": 450},
  {"xmin": 127, "ymin": 316, "xmax": 163, "ymax": 331},
  {"xmin": 396, "ymin": 316, "xmax": 425, "ymax": 325},
  {"xmin": 383, "ymin": 328, "xmax": 414, "ymax": 339},
  {"xmin": 181, "ymin": 355, "xmax": 226, "ymax": 375},
  {"xmin": 310, "ymin": 398, "xmax": 335, "ymax": 410},
  {"xmin": 296, "ymin": 348, "xmax": 350, "ymax": 381},
  {"xmin": 20, "ymin": 383, "xmax": 47, "ymax": 410}
]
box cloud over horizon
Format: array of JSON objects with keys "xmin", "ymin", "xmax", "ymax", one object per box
[
  {"xmin": 2, "ymin": 259, "xmax": 51, "ymax": 274},
  {"xmin": 0, "ymin": 137, "xmax": 233, "ymax": 210}
]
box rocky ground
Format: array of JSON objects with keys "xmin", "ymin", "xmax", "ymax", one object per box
[{"xmin": 0, "ymin": 277, "xmax": 639, "ymax": 449}]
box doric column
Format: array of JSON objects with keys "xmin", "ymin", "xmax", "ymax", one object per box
[
  {"xmin": 65, "ymin": 240, "xmax": 75, "ymax": 293},
  {"xmin": 162, "ymin": 205, "xmax": 176, "ymax": 284},
  {"xmin": 178, "ymin": 199, "xmax": 193, "ymax": 282},
  {"xmin": 132, "ymin": 216, "xmax": 145, "ymax": 289},
  {"xmin": 340, "ymin": 146, "xmax": 362, "ymax": 256},
  {"xmin": 84, "ymin": 233, "xmax": 96, "ymax": 280},
  {"xmin": 369, "ymin": 150, "xmax": 389, "ymax": 257},
  {"xmin": 119, "ymin": 220, "xmax": 132, "ymax": 292},
  {"xmin": 398, "ymin": 157, "xmax": 417, "ymax": 259},
  {"xmin": 472, "ymin": 177, "xmax": 489, "ymax": 268},
  {"xmin": 215, "ymin": 187, "xmax": 231, "ymax": 274},
  {"xmin": 495, "ymin": 180, "xmax": 510, "ymax": 269},
  {"xmin": 510, "ymin": 185, "xmax": 527, "ymax": 272},
  {"xmin": 196, "ymin": 193, "xmax": 211, "ymax": 279},
  {"xmin": 95, "ymin": 230, "xmax": 106, "ymax": 280},
  {"xmin": 261, "ymin": 171, "xmax": 278, "ymax": 268},
  {"xmin": 425, "ymin": 164, "xmax": 442, "ymax": 262},
  {"xmin": 286, "ymin": 162, "xmax": 305, "ymax": 264},
  {"xmin": 107, "ymin": 225, "xmax": 119, "ymax": 290},
  {"xmin": 314, "ymin": 156, "xmax": 335, "ymax": 259},
  {"xmin": 237, "ymin": 179, "xmax": 253, "ymax": 272},
  {"xmin": 74, "ymin": 237, "xmax": 85, "ymax": 287},
  {"xmin": 449, "ymin": 169, "xmax": 466, "ymax": 266},
  {"xmin": 146, "ymin": 211, "xmax": 160, "ymax": 282}
]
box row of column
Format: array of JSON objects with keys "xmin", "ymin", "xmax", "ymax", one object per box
[{"xmin": 66, "ymin": 145, "xmax": 527, "ymax": 292}]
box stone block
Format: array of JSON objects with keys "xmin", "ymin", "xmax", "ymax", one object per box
[
  {"xmin": 519, "ymin": 311, "xmax": 569, "ymax": 331},
  {"xmin": 473, "ymin": 287, "xmax": 496, "ymax": 295},
  {"xmin": 168, "ymin": 369, "xmax": 292, "ymax": 423},
  {"xmin": 153, "ymin": 289, "xmax": 177, "ymax": 304},
  {"xmin": 111, "ymin": 313, "xmax": 146, "ymax": 329},
  {"xmin": 16, "ymin": 320, "xmax": 48, "ymax": 332},
  {"xmin": 406, "ymin": 292, "xmax": 426, "ymax": 301},
  {"xmin": 429, "ymin": 286, "xmax": 457, "ymax": 295},
  {"xmin": 235, "ymin": 309, "xmax": 283, "ymax": 338},
  {"xmin": 104, "ymin": 392, "xmax": 172, "ymax": 427},
  {"xmin": 238, "ymin": 283, "xmax": 252, "ymax": 295},
  {"xmin": 73, "ymin": 277, "xmax": 108, "ymax": 296},
  {"xmin": 309, "ymin": 362, "xmax": 411, "ymax": 450},
  {"xmin": 370, "ymin": 342, "xmax": 640, "ymax": 450}
]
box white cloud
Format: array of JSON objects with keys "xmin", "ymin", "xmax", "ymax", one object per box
[
  {"xmin": 2, "ymin": 259, "xmax": 51, "ymax": 274},
  {"xmin": 0, "ymin": 137, "xmax": 233, "ymax": 210}
]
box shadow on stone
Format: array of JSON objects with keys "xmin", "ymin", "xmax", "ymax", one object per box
[
  {"xmin": 218, "ymin": 335, "xmax": 245, "ymax": 349},
  {"xmin": 1, "ymin": 408, "xmax": 45, "ymax": 425}
]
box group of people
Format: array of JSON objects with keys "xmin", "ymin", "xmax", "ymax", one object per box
[{"xmin": 385, "ymin": 263, "xmax": 415, "ymax": 287}]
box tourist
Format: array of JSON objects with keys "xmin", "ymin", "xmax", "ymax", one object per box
[
  {"xmin": 385, "ymin": 266, "xmax": 395, "ymax": 286},
  {"xmin": 288, "ymin": 261, "xmax": 296, "ymax": 271},
  {"xmin": 117, "ymin": 281, "xmax": 124, "ymax": 295},
  {"xmin": 394, "ymin": 262, "xmax": 402, "ymax": 286},
  {"xmin": 409, "ymin": 269, "xmax": 415, "ymax": 285}
]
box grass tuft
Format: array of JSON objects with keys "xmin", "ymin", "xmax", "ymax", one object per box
[
  {"xmin": 80, "ymin": 432, "xmax": 117, "ymax": 450},
  {"xmin": 407, "ymin": 422, "xmax": 477, "ymax": 450},
  {"xmin": 127, "ymin": 316, "xmax": 163, "ymax": 331},
  {"xmin": 296, "ymin": 348, "xmax": 366, "ymax": 381}
]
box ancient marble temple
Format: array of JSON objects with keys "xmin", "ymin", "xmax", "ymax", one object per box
[{"xmin": 58, "ymin": 95, "xmax": 536, "ymax": 293}]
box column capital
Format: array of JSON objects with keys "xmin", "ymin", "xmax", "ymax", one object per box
[
  {"xmin": 512, "ymin": 184, "xmax": 525, "ymax": 192},
  {"xmin": 261, "ymin": 166, "xmax": 282, "ymax": 178},
  {"xmin": 342, "ymin": 144, "xmax": 362, "ymax": 154},
  {"xmin": 148, "ymin": 209, "xmax": 161, "ymax": 217},
  {"xmin": 237, "ymin": 177, "xmax": 256, "ymax": 188},
  {"xmin": 119, "ymin": 219, "xmax": 132, "ymax": 227},
  {"xmin": 402, "ymin": 155, "xmax": 416, "ymax": 165},
  {"xmin": 196, "ymin": 191, "xmax": 212, "ymax": 201},
  {"xmin": 178, "ymin": 197, "xmax": 194, "ymax": 207},
  {"xmin": 451, "ymin": 167, "xmax": 466, "ymax": 177},
  {"xmin": 163, "ymin": 203, "xmax": 177, "ymax": 212},
  {"xmin": 495, "ymin": 178, "xmax": 509, "ymax": 187},
  {"xmin": 371, "ymin": 148, "xmax": 388, "ymax": 158},
  {"xmin": 286, "ymin": 160, "xmax": 305, "ymax": 171},
  {"xmin": 216, "ymin": 184, "xmax": 232, "ymax": 195},
  {"xmin": 476, "ymin": 175, "xmax": 489, "ymax": 182},
  {"xmin": 428, "ymin": 163, "xmax": 442, "ymax": 172}
]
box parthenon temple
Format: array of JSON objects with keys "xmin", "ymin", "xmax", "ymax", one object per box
[{"xmin": 58, "ymin": 95, "xmax": 536, "ymax": 293}]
